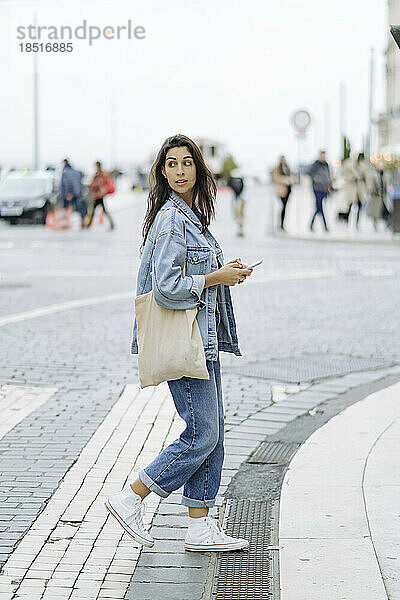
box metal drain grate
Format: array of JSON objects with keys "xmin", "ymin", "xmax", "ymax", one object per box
[
  {"xmin": 212, "ymin": 499, "xmax": 280, "ymax": 600},
  {"xmin": 225, "ymin": 354, "xmax": 389, "ymax": 383},
  {"xmin": 248, "ymin": 440, "xmax": 300, "ymax": 464}
]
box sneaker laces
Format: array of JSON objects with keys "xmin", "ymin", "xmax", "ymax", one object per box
[
  {"xmin": 126, "ymin": 501, "xmax": 148, "ymax": 535},
  {"xmin": 206, "ymin": 517, "xmax": 232, "ymax": 542}
]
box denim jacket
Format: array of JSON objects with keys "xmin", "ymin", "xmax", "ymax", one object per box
[{"xmin": 131, "ymin": 191, "xmax": 242, "ymax": 361}]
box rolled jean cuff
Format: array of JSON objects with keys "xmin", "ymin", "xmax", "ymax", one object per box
[
  {"xmin": 139, "ymin": 469, "xmax": 169, "ymax": 499},
  {"xmin": 181, "ymin": 494, "xmax": 216, "ymax": 508}
]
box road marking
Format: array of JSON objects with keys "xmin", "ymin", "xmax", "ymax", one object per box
[
  {"xmin": 247, "ymin": 268, "xmax": 396, "ymax": 285},
  {"xmin": 247, "ymin": 270, "xmax": 337, "ymax": 284},
  {"xmin": 18, "ymin": 269, "xmax": 133, "ymax": 278},
  {"xmin": 1, "ymin": 274, "xmax": 331, "ymax": 328},
  {"xmin": 0, "ymin": 383, "xmax": 177, "ymax": 600},
  {"xmin": 360, "ymin": 268, "xmax": 394, "ymax": 277},
  {"xmin": 0, "ymin": 385, "xmax": 57, "ymax": 440},
  {"xmin": 0, "ymin": 291, "xmax": 132, "ymax": 328},
  {"xmin": 0, "ymin": 267, "xmax": 394, "ymax": 328}
]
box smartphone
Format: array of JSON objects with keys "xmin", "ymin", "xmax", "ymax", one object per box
[{"xmin": 247, "ymin": 259, "xmax": 263, "ymax": 270}]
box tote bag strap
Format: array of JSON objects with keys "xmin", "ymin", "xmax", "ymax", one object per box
[
  {"xmin": 183, "ymin": 222, "xmax": 186, "ymax": 278},
  {"xmin": 155, "ymin": 209, "xmax": 187, "ymax": 278}
]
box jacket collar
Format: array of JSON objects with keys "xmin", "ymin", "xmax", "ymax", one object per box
[{"xmin": 166, "ymin": 191, "xmax": 203, "ymax": 231}]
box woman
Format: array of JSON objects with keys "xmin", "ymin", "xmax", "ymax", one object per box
[
  {"xmin": 368, "ymin": 160, "xmax": 391, "ymax": 231},
  {"xmin": 228, "ymin": 168, "xmax": 245, "ymax": 237},
  {"xmin": 106, "ymin": 134, "xmax": 252, "ymax": 552},
  {"xmin": 87, "ymin": 161, "xmax": 115, "ymax": 230},
  {"xmin": 272, "ymin": 155, "xmax": 295, "ymax": 231},
  {"xmin": 340, "ymin": 157, "xmax": 358, "ymax": 224},
  {"xmin": 354, "ymin": 153, "xmax": 369, "ymax": 228}
]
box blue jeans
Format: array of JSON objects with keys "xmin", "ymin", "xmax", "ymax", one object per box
[
  {"xmin": 63, "ymin": 196, "xmax": 86, "ymax": 220},
  {"xmin": 310, "ymin": 189, "xmax": 328, "ymax": 230},
  {"xmin": 139, "ymin": 355, "xmax": 224, "ymax": 508}
]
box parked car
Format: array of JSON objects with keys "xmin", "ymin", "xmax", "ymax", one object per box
[{"xmin": 0, "ymin": 171, "xmax": 57, "ymax": 224}]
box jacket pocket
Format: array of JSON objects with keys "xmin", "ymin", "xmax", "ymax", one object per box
[{"xmin": 185, "ymin": 248, "xmax": 210, "ymax": 275}]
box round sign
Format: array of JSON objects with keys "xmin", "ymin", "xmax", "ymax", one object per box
[{"xmin": 291, "ymin": 110, "xmax": 312, "ymax": 134}]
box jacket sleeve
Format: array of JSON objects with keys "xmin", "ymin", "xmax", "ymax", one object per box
[
  {"xmin": 307, "ymin": 162, "xmax": 316, "ymax": 178},
  {"xmin": 152, "ymin": 210, "xmax": 206, "ymax": 310}
]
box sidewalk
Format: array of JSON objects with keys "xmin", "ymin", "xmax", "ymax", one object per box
[
  {"xmin": 280, "ymin": 381, "xmax": 400, "ymax": 599},
  {"xmin": 275, "ymin": 178, "xmax": 400, "ymax": 244},
  {"xmin": 2, "ymin": 366, "xmax": 400, "ymax": 599}
]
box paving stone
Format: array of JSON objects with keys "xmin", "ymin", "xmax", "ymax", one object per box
[
  {"xmin": 280, "ymin": 399, "xmax": 319, "ymax": 410},
  {"xmin": 150, "ymin": 527, "xmax": 186, "ymax": 540},
  {"xmin": 133, "ymin": 566, "xmax": 205, "ymax": 583},
  {"xmin": 156, "ymin": 504, "xmax": 188, "ymax": 516},
  {"xmin": 266, "ymin": 405, "xmax": 306, "ymax": 415},
  {"xmin": 144, "ymin": 540, "xmax": 185, "ymax": 553},
  {"xmin": 252, "ymin": 411, "xmax": 296, "ymax": 423},
  {"xmin": 225, "ymin": 430, "xmax": 269, "ymax": 440},
  {"xmin": 152, "ymin": 515, "xmax": 187, "ymax": 528},
  {"xmin": 313, "ymin": 382, "xmax": 349, "ymax": 393},
  {"xmin": 125, "ymin": 581, "xmax": 204, "ymax": 600},
  {"xmin": 138, "ymin": 552, "xmax": 209, "ymax": 568},
  {"xmin": 221, "ymin": 436, "xmax": 256, "ymax": 447},
  {"xmin": 290, "ymin": 391, "xmax": 334, "ymax": 403}
]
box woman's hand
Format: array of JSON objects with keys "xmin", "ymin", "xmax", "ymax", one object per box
[
  {"xmin": 227, "ymin": 257, "xmax": 245, "ymax": 268},
  {"xmin": 204, "ymin": 257, "xmax": 253, "ymax": 288},
  {"xmin": 217, "ymin": 264, "xmax": 252, "ymax": 286},
  {"xmin": 227, "ymin": 257, "xmax": 253, "ymax": 285}
]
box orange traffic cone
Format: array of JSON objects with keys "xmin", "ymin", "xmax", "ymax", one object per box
[
  {"xmin": 45, "ymin": 210, "xmax": 54, "ymax": 229},
  {"xmin": 64, "ymin": 205, "xmax": 72, "ymax": 229},
  {"xmin": 52, "ymin": 207, "xmax": 64, "ymax": 231}
]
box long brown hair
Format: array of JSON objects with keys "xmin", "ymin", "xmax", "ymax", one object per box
[
  {"xmin": 278, "ymin": 155, "xmax": 287, "ymax": 176},
  {"xmin": 140, "ymin": 134, "xmax": 217, "ymax": 253}
]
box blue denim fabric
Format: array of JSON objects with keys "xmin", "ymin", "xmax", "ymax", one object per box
[
  {"xmin": 139, "ymin": 354, "xmax": 224, "ymax": 507},
  {"xmin": 312, "ymin": 188, "xmax": 328, "ymax": 229},
  {"xmin": 130, "ymin": 191, "xmax": 241, "ymax": 361}
]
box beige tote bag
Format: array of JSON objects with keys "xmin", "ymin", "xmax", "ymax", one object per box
[{"xmin": 135, "ymin": 217, "xmax": 209, "ymax": 388}]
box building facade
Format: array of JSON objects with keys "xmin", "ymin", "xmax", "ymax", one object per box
[{"xmin": 379, "ymin": 0, "xmax": 400, "ymax": 151}]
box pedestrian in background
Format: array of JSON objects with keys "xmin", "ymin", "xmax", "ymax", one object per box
[
  {"xmin": 106, "ymin": 134, "xmax": 253, "ymax": 553},
  {"xmin": 367, "ymin": 161, "xmax": 391, "ymax": 231},
  {"xmin": 59, "ymin": 159, "xmax": 86, "ymax": 229},
  {"xmin": 87, "ymin": 161, "xmax": 115, "ymax": 230},
  {"xmin": 228, "ymin": 168, "xmax": 245, "ymax": 237},
  {"xmin": 354, "ymin": 153, "xmax": 369, "ymax": 228},
  {"xmin": 308, "ymin": 150, "xmax": 332, "ymax": 232},
  {"xmin": 272, "ymin": 155, "xmax": 295, "ymax": 231},
  {"xmin": 340, "ymin": 156, "xmax": 358, "ymax": 225}
]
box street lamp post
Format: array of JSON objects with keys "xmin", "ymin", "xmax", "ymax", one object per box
[
  {"xmin": 33, "ymin": 12, "xmax": 39, "ymax": 170},
  {"xmin": 367, "ymin": 48, "xmax": 375, "ymax": 161}
]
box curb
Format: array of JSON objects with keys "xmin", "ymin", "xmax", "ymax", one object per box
[{"xmin": 274, "ymin": 230, "xmax": 400, "ymax": 246}]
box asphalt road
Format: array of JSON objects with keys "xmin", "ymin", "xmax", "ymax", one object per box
[{"xmin": 1, "ymin": 182, "xmax": 400, "ymax": 376}]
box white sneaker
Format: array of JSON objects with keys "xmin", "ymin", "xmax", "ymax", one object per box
[
  {"xmin": 184, "ymin": 516, "xmax": 249, "ymax": 552},
  {"xmin": 105, "ymin": 486, "xmax": 154, "ymax": 548}
]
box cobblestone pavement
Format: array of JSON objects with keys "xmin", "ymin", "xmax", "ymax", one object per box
[{"xmin": 0, "ymin": 183, "xmax": 400, "ymax": 598}]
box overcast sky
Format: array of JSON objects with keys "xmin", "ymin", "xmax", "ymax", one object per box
[{"xmin": 0, "ymin": 0, "xmax": 388, "ymax": 174}]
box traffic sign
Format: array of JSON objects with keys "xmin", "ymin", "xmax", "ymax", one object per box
[{"xmin": 291, "ymin": 110, "xmax": 312, "ymax": 134}]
